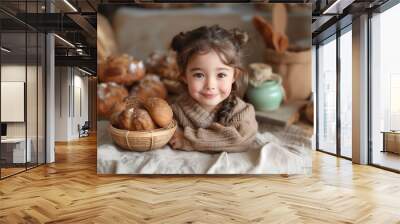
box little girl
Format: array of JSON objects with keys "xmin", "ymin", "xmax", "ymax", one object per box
[{"xmin": 168, "ymin": 25, "xmax": 258, "ymax": 153}]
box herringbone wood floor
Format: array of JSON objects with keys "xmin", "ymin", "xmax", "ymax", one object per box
[{"xmin": 1, "ymin": 135, "xmax": 400, "ymax": 224}]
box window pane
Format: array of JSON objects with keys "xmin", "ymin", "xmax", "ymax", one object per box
[
  {"xmin": 38, "ymin": 33, "xmax": 45, "ymax": 165},
  {"xmin": 1, "ymin": 31, "xmax": 27, "ymax": 178},
  {"xmin": 318, "ymin": 37, "xmax": 337, "ymax": 154},
  {"xmin": 27, "ymin": 31, "xmax": 38, "ymax": 169},
  {"xmin": 371, "ymin": 3, "xmax": 400, "ymax": 171},
  {"xmin": 340, "ymin": 29, "xmax": 352, "ymax": 158}
]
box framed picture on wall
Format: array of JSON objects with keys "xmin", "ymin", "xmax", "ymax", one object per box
[{"xmin": 1, "ymin": 81, "xmax": 25, "ymax": 122}]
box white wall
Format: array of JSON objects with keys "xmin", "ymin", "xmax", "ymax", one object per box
[
  {"xmin": 54, "ymin": 67, "xmax": 89, "ymax": 141},
  {"xmin": 71, "ymin": 73, "xmax": 89, "ymax": 138},
  {"xmin": 55, "ymin": 67, "xmax": 69, "ymax": 141},
  {"xmin": 114, "ymin": 6, "xmax": 311, "ymax": 65}
]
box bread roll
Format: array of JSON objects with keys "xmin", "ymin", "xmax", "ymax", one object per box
[
  {"xmin": 112, "ymin": 101, "xmax": 126, "ymax": 116},
  {"xmin": 100, "ymin": 54, "xmax": 145, "ymax": 86},
  {"xmin": 110, "ymin": 111, "xmax": 121, "ymax": 128},
  {"xmin": 146, "ymin": 51, "xmax": 180, "ymax": 80},
  {"xmin": 130, "ymin": 74, "xmax": 167, "ymax": 101},
  {"xmin": 143, "ymin": 97, "xmax": 173, "ymax": 128},
  {"xmin": 123, "ymin": 96, "xmax": 144, "ymax": 109},
  {"xmin": 116, "ymin": 107, "xmax": 134, "ymax": 130},
  {"xmin": 131, "ymin": 108, "xmax": 156, "ymax": 131},
  {"xmin": 97, "ymin": 82, "xmax": 128, "ymax": 119},
  {"xmin": 115, "ymin": 107, "xmax": 156, "ymax": 131}
]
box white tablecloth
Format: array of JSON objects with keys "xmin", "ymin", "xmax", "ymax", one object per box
[{"xmin": 97, "ymin": 121, "xmax": 312, "ymax": 175}]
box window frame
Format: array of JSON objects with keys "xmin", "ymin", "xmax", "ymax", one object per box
[
  {"xmin": 368, "ymin": 0, "xmax": 400, "ymax": 173},
  {"xmin": 0, "ymin": 1, "xmax": 48, "ymax": 180},
  {"xmin": 315, "ymin": 23, "xmax": 353, "ymax": 161}
]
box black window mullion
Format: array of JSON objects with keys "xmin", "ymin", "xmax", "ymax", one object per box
[
  {"xmin": 316, "ymin": 44, "xmax": 319, "ymax": 150},
  {"xmin": 25, "ymin": 0, "xmax": 28, "ymax": 171},
  {"xmin": 44, "ymin": 0, "xmax": 48, "ymax": 165},
  {"xmin": 36, "ymin": 0, "xmax": 39, "ymax": 168},
  {"xmin": 336, "ymin": 27, "xmax": 341, "ymax": 157},
  {"xmin": 367, "ymin": 11, "xmax": 373, "ymax": 165},
  {"xmin": 44, "ymin": 31, "xmax": 47, "ymax": 164},
  {"xmin": 315, "ymin": 19, "xmax": 357, "ymax": 160}
]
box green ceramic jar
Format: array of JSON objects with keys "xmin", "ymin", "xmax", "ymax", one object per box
[{"xmin": 247, "ymin": 79, "xmax": 283, "ymax": 111}]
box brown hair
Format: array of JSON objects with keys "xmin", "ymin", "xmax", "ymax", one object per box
[{"xmin": 170, "ymin": 25, "xmax": 249, "ymax": 124}]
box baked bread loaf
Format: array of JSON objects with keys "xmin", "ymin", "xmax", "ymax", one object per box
[
  {"xmin": 130, "ymin": 74, "xmax": 167, "ymax": 101},
  {"xmin": 111, "ymin": 101, "xmax": 127, "ymax": 117},
  {"xmin": 110, "ymin": 111, "xmax": 121, "ymax": 128},
  {"xmin": 99, "ymin": 54, "xmax": 145, "ymax": 86},
  {"xmin": 131, "ymin": 108, "xmax": 156, "ymax": 131},
  {"xmin": 146, "ymin": 51, "xmax": 180, "ymax": 80},
  {"xmin": 111, "ymin": 96, "xmax": 173, "ymax": 131},
  {"xmin": 123, "ymin": 95, "xmax": 144, "ymax": 109},
  {"xmin": 143, "ymin": 97, "xmax": 173, "ymax": 128},
  {"xmin": 97, "ymin": 82, "xmax": 128, "ymax": 119},
  {"xmin": 115, "ymin": 107, "xmax": 156, "ymax": 131}
]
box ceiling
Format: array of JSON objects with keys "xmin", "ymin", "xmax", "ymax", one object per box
[
  {"xmin": 0, "ymin": 0, "xmax": 392, "ymax": 73},
  {"xmin": 0, "ymin": 0, "xmax": 98, "ymax": 72}
]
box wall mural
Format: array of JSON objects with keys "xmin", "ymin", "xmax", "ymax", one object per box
[{"xmin": 96, "ymin": 3, "xmax": 314, "ymax": 175}]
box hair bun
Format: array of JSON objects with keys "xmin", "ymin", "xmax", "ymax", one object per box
[
  {"xmin": 171, "ymin": 32, "xmax": 186, "ymax": 52},
  {"xmin": 231, "ymin": 28, "xmax": 249, "ymax": 48}
]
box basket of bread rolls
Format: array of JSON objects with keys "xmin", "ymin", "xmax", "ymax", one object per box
[
  {"xmin": 108, "ymin": 96, "xmax": 177, "ymax": 151},
  {"xmin": 97, "ymin": 13, "xmax": 181, "ymax": 151}
]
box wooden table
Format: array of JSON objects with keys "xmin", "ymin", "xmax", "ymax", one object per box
[{"xmin": 381, "ymin": 131, "xmax": 400, "ymax": 154}]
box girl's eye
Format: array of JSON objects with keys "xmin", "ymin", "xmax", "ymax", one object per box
[
  {"xmin": 217, "ymin": 73, "xmax": 227, "ymax": 78},
  {"xmin": 193, "ymin": 73, "xmax": 204, "ymax": 79}
]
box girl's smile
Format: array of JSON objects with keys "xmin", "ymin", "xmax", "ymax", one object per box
[{"xmin": 201, "ymin": 92, "xmax": 217, "ymax": 98}]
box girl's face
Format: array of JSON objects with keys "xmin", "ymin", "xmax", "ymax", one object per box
[{"xmin": 184, "ymin": 50, "xmax": 235, "ymax": 112}]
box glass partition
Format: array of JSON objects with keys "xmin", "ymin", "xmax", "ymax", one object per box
[
  {"xmin": 0, "ymin": 1, "xmax": 46, "ymax": 179},
  {"xmin": 27, "ymin": 31, "xmax": 38, "ymax": 169},
  {"xmin": 371, "ymin": 3, "xmax": 400, "ymax": 171},
  {"xmin": 339, "ymin": 27, "xmax": 352, "ymax": 158},
  {"xmin": 38, "ymin": 32, "xmax": 45, "ymax": 165},
  {"xmin": 317, "ymin": 35, "xmax": 337, "ymax": 154},
  {"xmin": 0, "ymin": 31, "xmax": 28, "ymax": 178}
]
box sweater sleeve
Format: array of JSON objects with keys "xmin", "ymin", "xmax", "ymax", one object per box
[{"xmin": 180, "ymin": 104, "xmax": 258, "ymax": 152}]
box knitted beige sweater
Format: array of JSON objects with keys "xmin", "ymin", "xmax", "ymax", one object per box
[{"xmin": 171, "ymin": 93, "xmax": 258, "ymax": 152}]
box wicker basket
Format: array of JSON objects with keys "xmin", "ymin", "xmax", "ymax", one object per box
[{"xmin": 108, "ymin": 120, "xmax": 177, "ymax": 151}]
